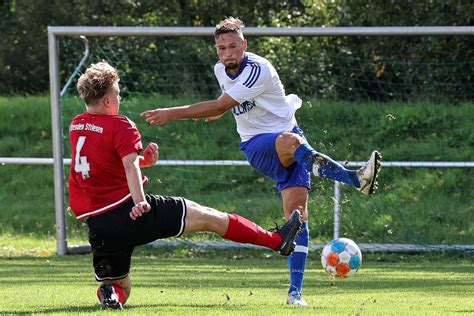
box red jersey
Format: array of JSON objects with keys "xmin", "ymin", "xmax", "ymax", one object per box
[{"xmin": 68, "ymin": 112, "xmax": 148, "ymax": 219}]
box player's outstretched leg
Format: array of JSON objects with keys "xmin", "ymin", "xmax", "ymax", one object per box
[
  {"xmin": 294, "ymin": 142, "xmax": 382, "ymax": 194},
  {"xmin": 183, "ymin": 200, "xmax": 303, "ymax": 255},
  {"xmin": 97, "ymin": 284, "xmax": 125, "ymax": 310},
  {"xmin": 223, "ymin": 210, "xmax": 303, "ymax": 256}
]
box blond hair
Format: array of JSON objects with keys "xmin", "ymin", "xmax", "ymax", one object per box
[
  {"xmin": 76, "ymin": 62, "xmax": 119, "ymax": 105},
  {"xmin": 214, "ymin": 17, "xmax": 245, "ymax": 40}
]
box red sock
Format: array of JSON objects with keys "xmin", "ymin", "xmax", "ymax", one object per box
[
  {"xmin": 223, "ymin": 214, "xmax": 282, "ymax": 250},
  {"xmin": 97, "ymin": 284, "xmax": 127, "ymax": 305}
]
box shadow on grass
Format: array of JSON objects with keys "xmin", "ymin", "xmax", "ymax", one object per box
[
  {"xmin": 0, "ymin": 306, "xmax": 99, "ymax": 315},
  {"xmin": 0, "ymin": 302, "xmax": 250, "ymax": 314}
]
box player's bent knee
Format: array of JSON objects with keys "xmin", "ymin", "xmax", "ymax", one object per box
[
  {"xmin": 276, "ymin": 132, "xmax": 304, "ymax": 166},
  {"xmin": 276, "ymin": 132, "xmax": 303, "ymax": 150}
]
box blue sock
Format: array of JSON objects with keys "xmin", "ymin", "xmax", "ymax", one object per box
[
  {"xmin": 294, "ymin": 143, "xmax": 360, "ymax": 188},
  {"xmin": 288, "ymin": 221, "xmax": 309, "ymax": 297}
]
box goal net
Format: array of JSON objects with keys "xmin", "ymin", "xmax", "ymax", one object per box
[{"xmin": 50, "ymin": 27, "xmax": 473, "ymax": 254}]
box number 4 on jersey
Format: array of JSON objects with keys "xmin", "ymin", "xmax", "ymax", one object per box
[{"xmin": 74, "ymin": 136, "xmax": 90, "ymax": 179}]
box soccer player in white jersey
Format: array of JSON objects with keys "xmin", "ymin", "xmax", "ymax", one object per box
[{"xmin": 142, "ymin": 17, "xmax": 381, "ymax": 306}]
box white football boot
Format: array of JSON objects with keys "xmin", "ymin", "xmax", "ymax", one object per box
[
  {"xmin": 287, "ymin": 292, "xmax": 308, "ymax": 306},
  {"xmin": 357, "ymin": 151, "xmax": 382, "ymax": 195}
]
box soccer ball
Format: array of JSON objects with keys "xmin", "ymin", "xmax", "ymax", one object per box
[{"xmin": 321, "ymin": 238, "xmax": 362, "ymax": 278}]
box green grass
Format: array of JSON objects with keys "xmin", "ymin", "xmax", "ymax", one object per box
[{"xmin": 0, "ymin": 253, "xmax": 472, "ymax": 315}]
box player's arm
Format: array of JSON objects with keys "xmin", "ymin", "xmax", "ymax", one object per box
[
  {"xmin": 194, "ymin": 92, "xmax": 228, "ymax": 122},
  {"xmin": 122, "ymin": 152, "xmax": 150, "ymax": 220},
  {"xmin": 141, "ymin": 93, "xmax": 238, "ymax": 126},
  {"xmin": 201, "ymin": 113, "xmax": 225, "ymax": 122},
  {"xmin": 138, "ymin": 142, "xmax": 159, "ymax": 168}
]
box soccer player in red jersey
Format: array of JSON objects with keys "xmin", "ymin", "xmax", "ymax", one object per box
[{"xmin": 69, "ymin": 61, "xmax": 302, "ymax": 310}]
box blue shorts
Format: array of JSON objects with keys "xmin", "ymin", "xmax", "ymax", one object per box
[{"xmin": 239, "ymin": 125, "xmax": 311, "ymax": 195}]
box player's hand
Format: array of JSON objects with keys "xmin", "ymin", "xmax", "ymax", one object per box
[
  {"xmin": 141, "ymin": 142, "xmax": 159, "ymax": 167},
  {"xmin": 141, "ymin": 108, "xmax": 173, "ymax": 126},
  {"xmin": 129, "ymin": 201, "xmax": 151, "ymax": 220}
]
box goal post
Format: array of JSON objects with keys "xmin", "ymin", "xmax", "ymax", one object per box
[{"xmin": 48, "ymin": 26, "xmax": 474, "ymax": 256}]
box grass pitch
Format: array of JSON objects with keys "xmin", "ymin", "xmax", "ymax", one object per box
[{"xmin": 0, "ymin": 252, "xmax": 472, "ymax": 315}]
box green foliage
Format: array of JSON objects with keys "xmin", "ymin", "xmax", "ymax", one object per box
[{"xmin": 1, "ymin": 0, "xmax": 473, "ymax": 101}]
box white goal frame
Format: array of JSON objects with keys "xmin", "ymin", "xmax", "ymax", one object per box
[{"xmin": 46, "ymin": 26, "xmax": 474, "ymax": 255}]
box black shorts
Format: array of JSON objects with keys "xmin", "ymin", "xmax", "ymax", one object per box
[{"xmin": 86, "ymin": 194, "xmax": 187, "ymax": 281}]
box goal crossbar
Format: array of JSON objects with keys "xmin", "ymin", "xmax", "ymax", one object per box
[{"xmin": 49, "ymin": 26, "xmax": 474, "ymax": 37}]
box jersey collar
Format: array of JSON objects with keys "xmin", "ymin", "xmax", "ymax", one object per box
[{"xmin": 226, "ymin": 53, "xmax": 248, "ymax": 80}]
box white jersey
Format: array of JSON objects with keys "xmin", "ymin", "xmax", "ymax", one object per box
[{"xmin": 214, "ymin": 52, "xmax": 302, "ymax": 141}]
